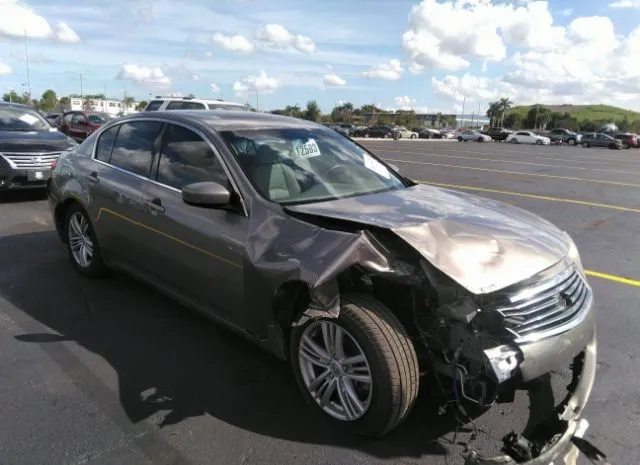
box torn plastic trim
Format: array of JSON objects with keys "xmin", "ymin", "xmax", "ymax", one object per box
[{"xmin": 462, "ymin": 331, "xmax": 597, "ymax": 465}]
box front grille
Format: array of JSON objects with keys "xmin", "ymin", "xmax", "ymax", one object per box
[
  {"xmin": 491, "ymin": 265, "xmax": 592, "ymax": 343},
  {"xmin": 1, "ymin": 152, "xmax": 61, "ymax": 170}
]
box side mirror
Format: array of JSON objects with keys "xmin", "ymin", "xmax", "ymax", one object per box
[
  {"xmin": 182, "ymin": 181, "xmax": 230, "ymax": 207},
  {"xmin": 388, "ymin": 163, "xmax": 400, "ymax": 173}
]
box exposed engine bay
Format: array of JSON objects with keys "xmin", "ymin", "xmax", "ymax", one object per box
[{"xmin": 294, "ymin": 227, "xmax": 601, "ymax": 465}]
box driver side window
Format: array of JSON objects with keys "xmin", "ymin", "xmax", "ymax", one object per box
[{"xmin": 156, "ymin": 124, "xmax": 228, "ymax": 190}]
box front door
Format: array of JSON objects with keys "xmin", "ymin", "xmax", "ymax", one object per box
[{"xmin": 138, "ymin": 123, "xmax": 247, "ymax": 320}]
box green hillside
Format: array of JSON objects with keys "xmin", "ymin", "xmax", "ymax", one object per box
[{"xmin": 509, "ymin": 104, "xmax": 640, "ymax": 124}]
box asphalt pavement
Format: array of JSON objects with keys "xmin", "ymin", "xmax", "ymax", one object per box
[{"xmin": 1, "ymin": 139, "xmax": 639, "ymax": 465}]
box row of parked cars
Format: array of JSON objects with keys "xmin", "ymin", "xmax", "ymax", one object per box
[
  {"xmin": 487, "ymin": 127, "xmax": 639, "ymax": 149},
  {"xmin": 326, "ymin": 123, "xmax": 456, "ymax": 140}
]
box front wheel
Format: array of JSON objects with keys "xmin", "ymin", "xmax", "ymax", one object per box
[
  {"xmin": 536, "ymin": 139, "xmax": 543, "ymax": 145},
  {"xmin": 457, "ymin": 136, "xmax": 463, "ymax": 142},
  {"xmin": 568, "ymin": 139, "xmax": 576, "ymax": 146},
  {"xmin": 411, "ymin": 134, "xmax": 417, "ymax": 139},
  {"xmin": 511, "ymin": 138, "xmax": 518, "ymax": 144},
  {"xmin": 291, "ymin": 293, "xmax": 419, "ymax": 438}
]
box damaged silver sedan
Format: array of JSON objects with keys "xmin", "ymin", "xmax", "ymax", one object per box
[{"xmin": 48, "ymin": 111, "xmax": 599, "ymax": 464}]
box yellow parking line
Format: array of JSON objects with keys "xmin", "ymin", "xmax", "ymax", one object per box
[
  {"xmin": 383, "ymin": 152, "xmax": 640, "ymax": 176},
  {"xmin": 408, "ymin": 161, "xmax": 640, "ymax": 188},
  {"xmin": 419, "ymin": 181, "xmax": 640, "ymax": 213},
  {"xmin": 585, "ymin": 270, "xmax": 640, "ymax": 287}
]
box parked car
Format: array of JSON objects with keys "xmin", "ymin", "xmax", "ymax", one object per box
[
  {"xmin": 59, "ymin": 111, "xmax": 112, "ymax": 142},
  {"xmin": 414, "ymin": 128, "xmax": 441, "ymax": 139},
  {"xmin": 613, "ymin": 132, "xmax": 638, "ymax": 149},
  {"xmin": 581, "ymin": 132, "xmax": 623, "ymax": 149},
  {"xmin": 44, "ymin": 112, "xmax": 62, "ymax": 127},
  {"xmin": 440, "ymin": 129, "xmax": 455, "ymax": 139},
  {"xmin": 333, "ymin": 123, "xmax": 356, "ymax": 136},
  {"xmin": 544, "ymin": 128, "xmax": 582, "ymax": 145},
  {"xmin": 455, "ymin": 129, "xmax": 491, "ymax": 142},
  {"xmin": 506, "ymin": 131, "xmax": 551, "ymax": 145},
  {"xmin": 0, "ymin": 102, "xmax": 77, "ymax": 192},
  {"xmin": 47, "ymin": 110, "xmax": 598, "ymax": 465},
  {"xmin": 144, "ymin": 96, "xmax": 250, "ymax": 112},
  {"xmin": 485, "ymin": 127, "xmax": 513, "ymax": 141},
  {"xmin": 354, "ymin": 125, "xmax": 395, "ymax": 138},
  {"xmin": 393, "ymin": 126, "xmax": 418, "ymax": 139}
]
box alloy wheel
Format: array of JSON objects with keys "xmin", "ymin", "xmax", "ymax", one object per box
[
  {"xmin": 68, "ymin": 212, "xmax": 93, "ymax": 268},
  {"xmin": 298, "ymin": 320, "xmax": 373, "ymax": 421}
]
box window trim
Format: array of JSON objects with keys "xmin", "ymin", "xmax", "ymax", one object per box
[
  {"xmin": 89, "ymin": 117, "xmax": 248, "ymax": 217},
  {"xmin": 94, "ymin": 123, "xmax": 121, "ymax": 163}
]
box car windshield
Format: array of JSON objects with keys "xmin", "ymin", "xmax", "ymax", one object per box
[
  {"xmin": 0, "ymin": 106, "xmax": 51, "ymax": 131},
  {"xmin": 88, "ymin": 114, "xmax": 110, "ymax": 124},
  {"xmin": 220, "ymin": 126, "xmax": 407, "ymax": 205}
]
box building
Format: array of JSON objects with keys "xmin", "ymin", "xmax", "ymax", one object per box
[{"xmin": 59, "ymin": 98, "xmax": 137, "ymax": 116}]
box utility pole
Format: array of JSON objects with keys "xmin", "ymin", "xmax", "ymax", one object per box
[
  {"xmin": 23, "ymin": 30, "xmax": 32, "ymax": 104},
  {"xmin": 80, "ymin": 73, "xmax": 84, "ymax": 101},
  {"xmin": 256, "ymin": 90, "xmax": 259, "ymax": 111},
  {"xmin": 460, "ymin": 97, "xmax": 467, "ymax": 129},
  {"xmin": 471, "ymin": 110, "xmax": 475, "ymax": 129},
  {"xmin": 477, "ymin": 102, "xmax": 481, "ymax": 129}
]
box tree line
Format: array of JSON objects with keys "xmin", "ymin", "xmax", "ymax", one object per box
[
  {"xmin": 486, "ymin": 97, "xmax": 640, "ymax": 132},
  {"xmin": 270, "ymin": 101, "xmax": 456, "ymax": 128},
  {"xmin": 2, "ymin": 89, "xmax": 148, "ymax": 112}
]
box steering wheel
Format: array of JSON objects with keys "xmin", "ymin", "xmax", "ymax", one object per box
[{"xmin": 326, "ymin": 163, "xmax": 351, "ymax": 181}]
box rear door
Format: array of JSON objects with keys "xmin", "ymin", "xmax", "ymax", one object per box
[
  {"xmin": 138, "ymin": 122, "xmax": 247, "ymax": 320},
  {"xmin": 89, "ymin": 120, "xmax": 164, "ymax": 269}
]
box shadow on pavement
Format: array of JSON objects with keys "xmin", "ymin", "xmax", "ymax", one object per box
[
  {"xmin": 0, "ymin": 189, "xmax": 48, "ymax": 204},
  {"xmin": 0, "ymin": 230, "xmax": 563, "ymax": 463}
]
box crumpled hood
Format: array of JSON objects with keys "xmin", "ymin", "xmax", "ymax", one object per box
[{"xmin": 285, "ymin": 184, "xmax": 570, "ymax": 294}]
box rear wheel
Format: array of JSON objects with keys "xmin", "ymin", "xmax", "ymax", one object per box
[
  {"xmin": 582, "ymin": 142, "xmax": 590, "ymax": 148},
  {"xmin": 623, "ymin": 142, "xmax": 630, "ymax": 149},
  {"xmin": 291, "ymin": 293, "xmax": 419, "ymax": 438},
  {"xmin": 411, "ymin": 134, "xmax": 417, "ymax": 139},
  {"xmin": 568, "ymin": 139, "xmax": 576, "ymax": 146},
  {"xmin": 64, "ymin": 203, "xmax": 108, "ymax": 277},
  {"xmin": 511, "ymin": 138, "xmax": 518, "ymax": 144},
  {"xmin": 457, "ymin": 136, "xmax": 463, "ymax": 142}
]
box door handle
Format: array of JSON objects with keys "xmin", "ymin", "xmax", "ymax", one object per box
[
  {"xmin": 87, "ymin": 171, "xmax": 99, "ymax": 183},
  {"xmin": 146, "ymin": 197, "xmax": 165, "ymax": 214}
]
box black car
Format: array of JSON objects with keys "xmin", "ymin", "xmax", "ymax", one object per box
[
  {"xmin": 353, "ymin": 125, "xmax": 394, "ymax": 138},
  {"xmin": 0, "ymin": 102, "xmax": 77, "ymax": 193},
  {"xmin": 580, "ymin": 132, "xmax": 623, "ymax": 149},
  {"xmin": 485, "ymin": 127, "xmax": 512, "ymax": 141}
]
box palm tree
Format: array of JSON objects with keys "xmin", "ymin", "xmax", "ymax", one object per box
[
  {"xmin": 498, "ymin": 97, "xmax": 513, "ymax": 126},
  {"xmin": 486, "ymin": 101, "xmax": 500, "ymax": 127},
  {"xmin": 123, "ymin": 96, "xmax": 135, "ymax": 112}
]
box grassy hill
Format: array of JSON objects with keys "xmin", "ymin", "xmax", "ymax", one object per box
[{"xmin": 509, "ymin": 104, "xmax": 640, "ymax": 123}]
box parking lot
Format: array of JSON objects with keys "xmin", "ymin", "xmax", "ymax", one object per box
[{"xmin": 1, "ymin": 139, "xmax": 639, "ymax": 465}]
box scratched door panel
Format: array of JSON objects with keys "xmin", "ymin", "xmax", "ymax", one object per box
[{"xmin": 139, "ymin": 181, "xmax": 248, "ymax": 321}]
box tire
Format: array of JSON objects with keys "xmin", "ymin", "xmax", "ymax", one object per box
[
  {"xmin": 477, "ymin": 137, "xmax": 483, "ymax": 142},
  {"xmin": 457, "ymin": 136, "xmax": 463, "ymax": 142},
  {"xmin": 536, "ymin": 139, "xmax": 543, "ymax": 145},
  {"xmin": 411, "ymin": 134, "xmax": 417, "ymax": 139},
  {"xmin": 64, "ymin": 203, "xmax": 108, "ymax": 278},
  {"xmin": 364, "ymin": 133, "xmax": 369, "ymax": 138},
  {"xmin": 582, "ymin": 142, "xmax": 589, "ymax": 148},
  {"xmin": 568, "ymin": 139, "xmax": 576, "ymax": 146},
  {"xmin": 290, "ymin": 293, "xmax": 419, "ymax": 438},
  {"xmin": 623, "ymin": 142, "xmax": 630, "ymax": 149},
  {"xmin": 511, "ymin": 138, "xmax": 518, "ymax": 144}
]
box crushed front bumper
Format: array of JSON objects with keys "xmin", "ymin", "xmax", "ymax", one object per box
[{"xmin": 464, "ymin": 328, "xmax": 597, "ymax": 465}]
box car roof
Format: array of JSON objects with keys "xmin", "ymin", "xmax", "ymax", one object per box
[
  {"xmin": 152, "ymin": 97, "xmax": 246, "ymax": 106},
  {"xmin": 121, "ymin": 110, "xmax": 327, "ymax": 131}
]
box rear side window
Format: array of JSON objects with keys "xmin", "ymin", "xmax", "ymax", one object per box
[
  {"xmin": 166, "ymin": 101, "xmax": 207, "ymax": 110},
  {"xmin": 144, "ymin": 100, "xmax": 163, "ymax": 112},
  {"xmin": 156, "ymin": 124, "xmax": 227, "ymax": 190},
  {"xmin": 109, "ymin": 121, "xmax": 163, "ymax": 177},
  {"xmin": 95, "ymin": 125, "xmax": 119, "ymax": 162}
]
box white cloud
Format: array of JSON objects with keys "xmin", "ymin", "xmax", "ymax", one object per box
[
  {"xmin": 362, "ymin": 59, "xmax": 403, "ymax": 80},
  {"xmin": 233, "ymin": 70, "xmax": 280, "ymax": 96},
  {"xmin": 323, "ymin": 74, "xmax": 346, "ymax": 86},
  {"xmin": 116, "ymin": 64, "xmax": 171, "ymax": 88},
  {"xmin": 402, "ymin": 0, "xmax": 565, "ymax": 72},
  {"xmin": 212, "ymin": 32, "xmax": 255, "ymax": 53},
  {"xmin": 609, "ymin": 0, "xmax": 640, "ymax": 7},
  {"xmin": 393, "ymin": 96, "xmax": 416, "ymax": 109},
  {"xmin": 561, "ymin": 8, "xmax": 573, "ymax": 16},
  {"xmin": 211, "ymin": 83, "xmax": 220, "ymax": 93},
  {"xmin": 0, "ymin": 1, "xmax": 80, "ymax": 43},
  {"xmin": 0, "ymin": 63, "xmax": 11, "ymax": 75},
  {"xmin": 255, "ymin": 24, "xmax": 315, "ymax": 53}
]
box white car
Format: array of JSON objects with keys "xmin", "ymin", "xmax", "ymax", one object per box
[
  {"xmin": 506, "ymin": 131, "xmax": 551, "ymax": 145},
  {"xmin": 394, "ymin": 126, "xmax": 418, "ymax": 139},
  {"xmin": 144, "ymin": 97, "xmax": 251, "ymax": 112},
  {"xmin": 456, "ymin": 129, "xmax": 492, "ymax": 142}
]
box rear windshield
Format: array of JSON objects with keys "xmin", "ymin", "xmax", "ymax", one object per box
[{"xmin": 208, "ymin": 103, "xmax": 249, "ymax": 111}]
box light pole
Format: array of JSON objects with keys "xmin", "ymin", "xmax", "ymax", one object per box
[{"xmin": 23, "ymin": 30, "xmax": 32, "ymax": 104}]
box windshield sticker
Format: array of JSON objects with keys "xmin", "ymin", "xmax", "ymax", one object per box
[
  {"xmin": 363, "ymin": 153, "xmax": 390, "ymax": 179},
  {"xmin": 293, "ymin": 139, "xmax": 321, "ymax": 159},
  {"xmin": 19, "ymin": 113, "xmax": 39, "ymax": 125},
  {"xmin": 49, "ymin": 127, "xmax": 58, "ymax": 132}
]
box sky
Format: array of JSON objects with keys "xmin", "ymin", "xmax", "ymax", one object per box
[{"xmin": 1, "ymin": 0, "xmax": 640, "ymax": 115}]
